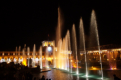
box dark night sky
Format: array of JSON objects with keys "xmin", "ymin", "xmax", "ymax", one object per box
[{"xmin": 0, "ymin": 0, "xmax": 121, "ymax": 51}]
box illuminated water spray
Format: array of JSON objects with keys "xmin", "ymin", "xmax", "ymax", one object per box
[
  {"xmin": 58, "ymin": 39, "xmax": 62, "ymax": 69},
  {"xmin": 67, "ymin": 30, "xmax": 72, "ymax": 72},
  {"xmin": 46, "ymin": 45, "xmax": 49, "ymax": 68},
  {"xmin": 27, "ymin": 47, "xmax": 30, "ymax": 67},
  {"xmin": 72, "ymin": 24, "xmax": 78, "ymax": 74},
  {"xmin": 53, "ymin": 41, "xmax": 56, "ymax": 68},
  {"xmin": 90, "ymin": 10, "xmax": 103, "ymax": 79},
  {"xmin": 79, "ymin": 18, "xmax": 88, "ymax": 77},
  {"xmin": 18, "ymin": 46, "xmax": 21, "ymax": 63},
  {"xmin": 39, "ymin": 46, "xmax": 42, "ymax": 69},
  {"xmin": 16, "ymin": 46, "xmax": 19, "ymax": 63},
  {"xmin": 22, "ymin": 49, "xmax": 27, "ymax": 66},
  {"xmin": 66, "ymin": 30, "xmax": 71, "ymax": 71}
]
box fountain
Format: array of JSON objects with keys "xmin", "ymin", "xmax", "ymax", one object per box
[
  {"xmin": 72, "ymin": 24, "xmax": 79, "ymax": 74},
  {"xmin": 27, "ymin": 47, "xmax": 30, "ymax": 67},
  {"xmin": 90, "ymin": 10, "xmax": 103, "ymax": 79},
  {"xmin": 45, "ymin": 45, "xmax": 49, "ymax": 68},
  {"xmin": 18, "ymin": 46, "xmax": 21, "ymax": 63},
  {"xmin": 66, "ymin": 30, "xmax": 72, "ymax": 72},
  {"xmin": 79, "ymin": 18, "xmax": 88, "ymax": 77},
  {"xmin": 53, "ymin": 8, "xmax": 106, "ymax": 79},
  {"xmin": 22, "ymin": 48, "xmax": 27, "ymax": 66},
  {"xmin": 107, "ymin": 51, "xmax": 118, "ymax": 69},
  {"xmin": 53, "ymin": 41, "xmax": 56, "ymax": 68},
  {"xmin": 39, "ymin": 46, "xmax": 42, "ymax": 69},
  {"xmin": 8, "ymin": 7, "xmax": 114, "ymax": 79}
]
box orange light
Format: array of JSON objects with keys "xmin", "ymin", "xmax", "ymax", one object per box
[
  {"xmin": 73, "ymin": 65, "xmax": 76, "ymax": 68},
  {"xmin": 93, "ymin": 68, "xmax": 96, "ymax": 70},
  {"xmin": 22, "ymin": 58, "xmax": 27, "ymax": 66},
  {"xmin": 71, "ymin": 60, "xmax": 73, "ymax": 62}
]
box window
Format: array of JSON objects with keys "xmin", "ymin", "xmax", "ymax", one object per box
[
  {"xmin": 20, "ymin": 53, "xmax": 23, "ymax": 55},
  {"xmin": 30, "ymin": 53, "xmax": 32, "ymax": 55},
  {"xmin": 10, "ymin": 53, "xmax": 13, "ymax": 55},
  {"xmin": 0, "ymin": 53, "xmax": 2, "ymax": 56},
  {"xmin": 15, "ymin": 53, "xmax": 18, "ymax": 55},
  {"xmin": 5, "ymin": 53, "xmax": 8, "ymax": 55}
]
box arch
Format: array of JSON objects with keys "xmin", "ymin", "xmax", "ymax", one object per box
[
  {"xmin": 20, "ymin": 56, "xmax": 23, "ymax": 59},
  {"xmin": 0, "ymin": 57, "xmax": 2, "ymax": 60},
  {"xmin": 4, "ymin": 56, "xmax": 8, "ymax": 60},
  {"xmin": 103, "ymin": 54, "xmax": 107, "ymax": 59},
  {"xmin": 36, "ymin": 56, "xmax": 40, "ymax": 59},
  {"xmin": 9, "ymin": 56, "xmax": 13, "ymax": 61}
]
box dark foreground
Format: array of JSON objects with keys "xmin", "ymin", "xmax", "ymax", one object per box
[{"xmin": 0, "ymin": 62, "xmax": 121, "ymax": 80}]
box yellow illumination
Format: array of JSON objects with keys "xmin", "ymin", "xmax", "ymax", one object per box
[
  {"xmin": 0, "ymin": 57, "xmax": 2, "ymax": 60},
  {"xmin": 46, "ymin": 66, "xmax": 49, "ymax": 68},
  {"xmin": 22, "ymin": 58, "xmax": 27, "ymax": 66},
  {"xmin": 93, "ymin": 67, "xmax": 96, "ymax": 70},
  {"xmin": 71, "ymin": 60, "xmax": 73, "ymax": 62},
  {"xmin": 114, "ymin": 68, "xmax": 117, "ymax": 69}
]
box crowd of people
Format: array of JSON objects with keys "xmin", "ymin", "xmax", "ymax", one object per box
[
  {"xmin": 0, "ymin": 62, "xmax": 52, "ymax": 80},
  {"xmin": 0, "ymin": 62, "xmax": 121, "ymax": 80},
  {"xmin": 33, "ymin": 75, "xmax": 51, "ymax": 80},
  {"xmin": 0, "ymin": 62, "xmax": 33, "ymax": 80}
]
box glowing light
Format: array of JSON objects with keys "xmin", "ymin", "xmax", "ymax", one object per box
[
  {"xmin": 46, "ymin": 66, "xmax": 49, "ymax": 68},
  {"xmin": 47, "ymin": 57, "xmax": 52, "ymax": 61},
  {"xmin": 48, "ymin": 47, "xmax": 52, "ymax": 51},
  {"xmin": 22, "ymin": 58, "xmax": 27, "ymax": 66},
  {"xmin": 71, "ymin": 60, "xmax": 73, "ymax": 62},
  {"xmin": 73, "ymin": 65, "xmax": 77, "ymax": 68},
  {"xmin": 111, "ymin": 67, "xmax": 117, "ymax": 70},
  {"xmin": 102, "ymin": 50, "xmax": 107, "ymax": 51},
  {"xmin": 76, "ymin": 71, "xmax": 79, "ymax": 75},
  {"xmin": 93, "ymin": 67, "xmax": 96, "ymax": 70}
]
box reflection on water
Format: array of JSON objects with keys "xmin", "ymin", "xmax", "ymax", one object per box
[{"xmin": 33, "ymin": 69, "xmax": 121, "ymax": 80}]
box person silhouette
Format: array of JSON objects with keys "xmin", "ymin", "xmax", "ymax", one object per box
[
  {"xmin": 113, "ymin": 74, "xmax": 121, "ymax": 80},
  {"xmin": 34, "ymin": 77, "xmax": 36, "ymax": 80},
  {"xmin": 41, "ymin": 75, "xmax": 45, "ymax": 80}
]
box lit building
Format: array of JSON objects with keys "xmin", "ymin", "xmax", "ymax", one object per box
[{"xmin": 0, "ymin": 43, "xmax": 121, "ymax": 69}]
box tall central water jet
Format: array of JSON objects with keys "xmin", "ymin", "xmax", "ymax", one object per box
[
  {"xmin": 56, "ymin": 7, "xmax": 62, "ymax": 47},
  {"xmin": 79, "ymin": 18, "xmax": 88, "ymax": 77},
  {"xmin": 55, "ymin": 7, "xmax": 64, "ymax": 69},
  {"xmin": 90, "ymin": 10, "xmax": 103, "ymax": 79},
  {"xmin": 72, "ymin": 24, "xmax": 78, "ymax": 74}
]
